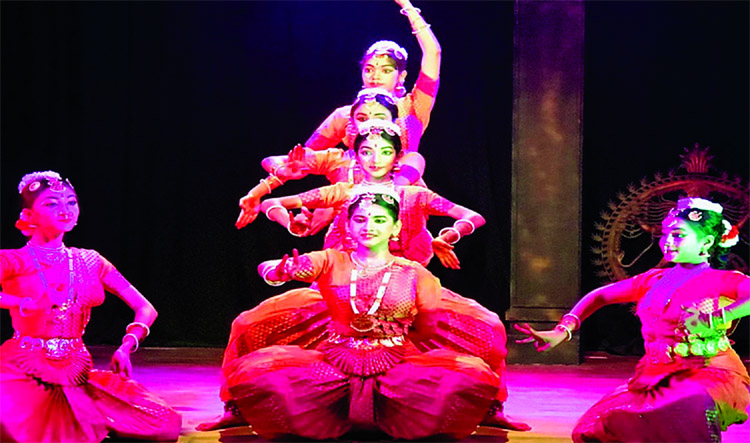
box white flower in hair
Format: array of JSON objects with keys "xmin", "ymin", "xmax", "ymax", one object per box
[
  {"xmin": 356, "ymin": 87, "xmax": 397, "ymax": 105},
  {"xmin": 676, "ymin": 197, "xmax": 724, "ymax": 214},
  {"xmin": 366, "ymin": 40, "xmax": 408, "ymax": 62},
  {"xmin": 352, "ymin": 183, "xmax": 401, "ymax": 204},
  {"xmin": 358, "ymin": 119, "xmax": 402, "ymax": 138},
  {"xmin": 17, "ymin": 170, "xmax": 63, "ymax": 194}
]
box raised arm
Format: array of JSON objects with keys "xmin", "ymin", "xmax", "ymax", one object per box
[
  {"xmin": 395, "ymin": 0, "xmax": 441, "ymax": 80},
  {"xmin": 515, "ymin": 277, "xmax": 641, "ymax": 352}
]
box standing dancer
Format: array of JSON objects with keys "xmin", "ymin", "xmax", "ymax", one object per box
[
  {"xmin": 200, "ymin": 120, "xmax": 529, "ymax": 431},
  {"xmin": 235, "ymin": 0, "xmax": 440, "ymax": 228},
  {"xmin": 305, "ymin": 0, "xmax": 440, "ymax": 156},
  {"xmin": 224, "ymin": 188, "xmax": 501, "ymax": 440},
  {"xmin": 0, "ymin": 171, "xmax": 182, "ymax": 442},
  {"xmin": 516, "ymin": 197, "xmax": 749, "ymax": 442}
]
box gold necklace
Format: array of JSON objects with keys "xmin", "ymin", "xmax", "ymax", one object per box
[
  {"xmin": 349, "ymin": 256, "xmax": 394, "ymax": 333},
  {"xmin": 27, "ymin": 244, "xmax": 76, "ymax": 312}
]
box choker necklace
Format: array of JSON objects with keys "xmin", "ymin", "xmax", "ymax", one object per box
[
  {"xmin": 26, "ymin": 241, "xmax": 67, "ymax": 264},
  {"xmin": 27, "ymin": 246, "xmax": 76, "ymax": 312},
  {"xmin": 349, "ymin": 257, "xmax": 394, "ymax": 333},
  {"xmin": 350, "ymin": 252, "xmax": 393, "ymax": 276}
]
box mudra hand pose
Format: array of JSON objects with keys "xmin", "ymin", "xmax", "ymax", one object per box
[
  {"xmin": 0, "ymin": 171, "xmax": 181, "ymax": 443},
  {"xmin": 516, "ymin": 197, "xmax": 749, "ymax": 443},
  {"xmin": 223, "ymin": 188, "xmax": 501, "ymax": 440}
]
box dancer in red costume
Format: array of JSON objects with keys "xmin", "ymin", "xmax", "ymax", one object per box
[
  {"xmin": 235, "ymin": 0, "xmax": 440, "ymax": 228},
  {"xmin": 0, "ymin": 171, "xmax": 182, "ymax": 442},
  {"xmin": 199, "ymin": 120, "xmax": 529, "ymax": 432},
  {"xmin": 305, "ymin": 0, "xmax": 439, "ymax": 156},
  {"xmin": 224, "ymin": 188, "xmax": 501, "ymax": 440},
  {"xmin": 235, "ymin": 88, "xmax": 413, "ymax": 232},
  {"xmin": 516, "ymin": 197, "xmax": 749, "ymax": 442}
]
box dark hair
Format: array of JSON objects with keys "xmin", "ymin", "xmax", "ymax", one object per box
[
  {"xmin": 353, "ymin": 130, "xmax": 403, "ymax": 156},
  {"xmin": 350, "ymin": 94, "xmax": 399, "ymax": 121},
  {"xmin": 670, "ymin": 207, "xmax": 730, "ymax": 268},
  {"xmin": 347, "ymin": 192, "xmax": 400, "ymax": 221},
  {"xmin": 359, "ymin": 41, "xmax": 408, "ymax": 72},
  {"xmin": 19, "ymin": 174, "xmax": 75, "ymax": 209}
]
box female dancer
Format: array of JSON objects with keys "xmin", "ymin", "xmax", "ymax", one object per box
[
  {"xmin": 235, "ymin": 88, "xmax": 424, "ymax": 230},
  {"xmin": 223, "ymin": 188, "xmax": 501, "ymax": 440},
  {"xmin": 0, "ymin": 171, "xmax": 182, "ymax": 442},
  {"xmin": 305, "ymin": 0, "xmax": 440, "ymax": 155},
  {"xmin": 201, "ymin": 120, "xmax": 528, "ymax": 431},
  {"xmin": 516, "ymin": 197, "xmax": 749, "ymax": 442}
]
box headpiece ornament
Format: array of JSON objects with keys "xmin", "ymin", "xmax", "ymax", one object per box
[
  {"xmin": 674, "ymin": 197, "xmax": 723, "ymax": 214},
  {"xmin": 365, "ymin": 40, "xmax": 408, "ymax": 62},
  {"xmin": 358, "ymin": 119, "xmax": 402, "ymax": 139},
  {"xmin": 356, "ymin": 87, "xmax": 397, "ymax": 106},
  {"xmin": 350, "ymin": 184, "xmax": 401, "ymax": 210},
  {"xmin": 18, "ymin": 170, "xmax": 72, "ymax": 194}
]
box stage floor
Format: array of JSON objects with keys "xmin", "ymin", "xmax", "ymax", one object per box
[{"xmin": 91, "ymin": 347, "xmax": 750, "ymax": 443}]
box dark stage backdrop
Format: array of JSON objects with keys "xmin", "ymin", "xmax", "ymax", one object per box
[{"xmin": 1, "ymin": 1, "xmax": 748, "ymax": 356}]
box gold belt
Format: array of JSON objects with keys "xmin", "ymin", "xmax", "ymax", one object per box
[
  {"xmin": 327, "ymin": 332, "xmax": 405, "ymax": 349},
  {"xmin": 673, "ymin": 335, "xmax": 730, "ymax": 358},
  {"xmin": 13, "ymin": 332, "xmax": 84, "ymax": 359}
]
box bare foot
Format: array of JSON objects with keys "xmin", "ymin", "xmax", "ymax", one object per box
[
  {"xmin": 196, "ymin": 410, "xmax": 247, "ymax": 431},
  {"xmin": 481, "ymin": 403, "xmax": 531, "ymax": 431}
]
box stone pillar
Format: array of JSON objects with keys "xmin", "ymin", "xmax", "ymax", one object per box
[{"xmin": 506, "ymin": 0, "xmax": 585, "ymax": 364}]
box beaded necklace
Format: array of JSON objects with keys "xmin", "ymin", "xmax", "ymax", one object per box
[
  {"xmin": 27, "ymin": 243, "xmax": 76, "ymax": 312},
  {"xmin": 349, "ymin": 254, "xmax": 394, "ymax": 333}
]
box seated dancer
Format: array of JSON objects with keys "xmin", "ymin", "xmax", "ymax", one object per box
[
  {"xmin": 223, "ymin": 188, "xmax": 502, "ymax": 440},
  {"xmin": 0, "ymin": 171, "xmax": 182, "ymax": 442},
  {"xmin": 199, "ymin": 120, "xmax": 528, "ymax": 431},
  {"xmin": 516, "ymin": 197, "xmax": 749, "ymax": 443}
]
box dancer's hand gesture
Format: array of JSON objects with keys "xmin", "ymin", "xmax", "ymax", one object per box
[
  {"xmin": 288, "ymin": 208, "xmax": 313, "ymax": 237},
  {"xmin": 274, "ymin": 248, "xmax": 303, "ymax": 282},
  {"xmin": 111, "ymin": 348, "xmax": 133, "ymax": 379},
  {"xmin": 432, "ymin": 237, "xmax": 460, "ymax": 269},
  {"xmin": 274, "ymin": 144, "xmax": 309, "ymax": 181},
  {"xmin": 236, "ymin": 192, "xmax": 261, "ymax": 229},
  {"xmin": 513, "ymin": 323, "xmax": 568, "ymax": 352}
]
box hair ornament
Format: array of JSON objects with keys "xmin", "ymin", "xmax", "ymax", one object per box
[
  {"xmin": 357, "ymin": 87, "xmax": 397, "ymax": 106},
  {"xmin": 358, "ymin": 119, "xmax": 402, "ymax": 139},
  {"xmin": 719, "ymin": 220, "xmax": 739, "ymax": 248},
  {"xmin": 365, "ymin": 40, "xmax": 408, "ymax": 62},
  {"xmin": 18, "ymin": 170, "xmax": 66, "ymax": 194},
  {"xmin": 687, "ymin": 210, "xmax": 703, "ymax": 222},
  {"xmin": 675, "ymin": 197, "xmax": 724, "ymax": 214},
  {"xmin": 351, "ymin": 183, "xmax": 401, "ymax": 206}
]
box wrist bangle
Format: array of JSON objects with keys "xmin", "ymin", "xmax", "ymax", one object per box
[
  {"xmin": 454, "ymin": 219, "xmax": 476, "ymax": 236},
  {"xmin": 19, "ymin": 297, "xmax": 32, "ymax": 317},
  {"xmin": 412, "ymin": 23, "xmax": 431, "ymax": 35},
  {"xmin": 264, "ymin": 204, "xmax": 287, "ymax": 220},
  {"xmin": 262, "ymin": 266, "xmax": 285, "ymax": 287},
  {"xmin": 259, "ymin": 178, "xmax": 273, "ymax": 194},
  {"xmin": 126, "ymin": 321, "xmax": 151, "ymax": 337},
  {"xmin": 438, "ymin": 227, "xmax": 461, "ymax": 244},
  {"xmin": 267, "ymin": 174, "xmax": 284, "ymax": 187},
  {"xmin": 561, "ymin": 313, "xmax": 581, "ymax": 331},
  {"xmin": 555, "ymin": 324, "xmax": 572, "ymax": 342},
  {"xmin": 399, "ymin": 7, "xmax": 422, "ymax": 15},
  {"xmin": 123, "ymin": 333, "xmax": 140, "ymax": 352}
]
